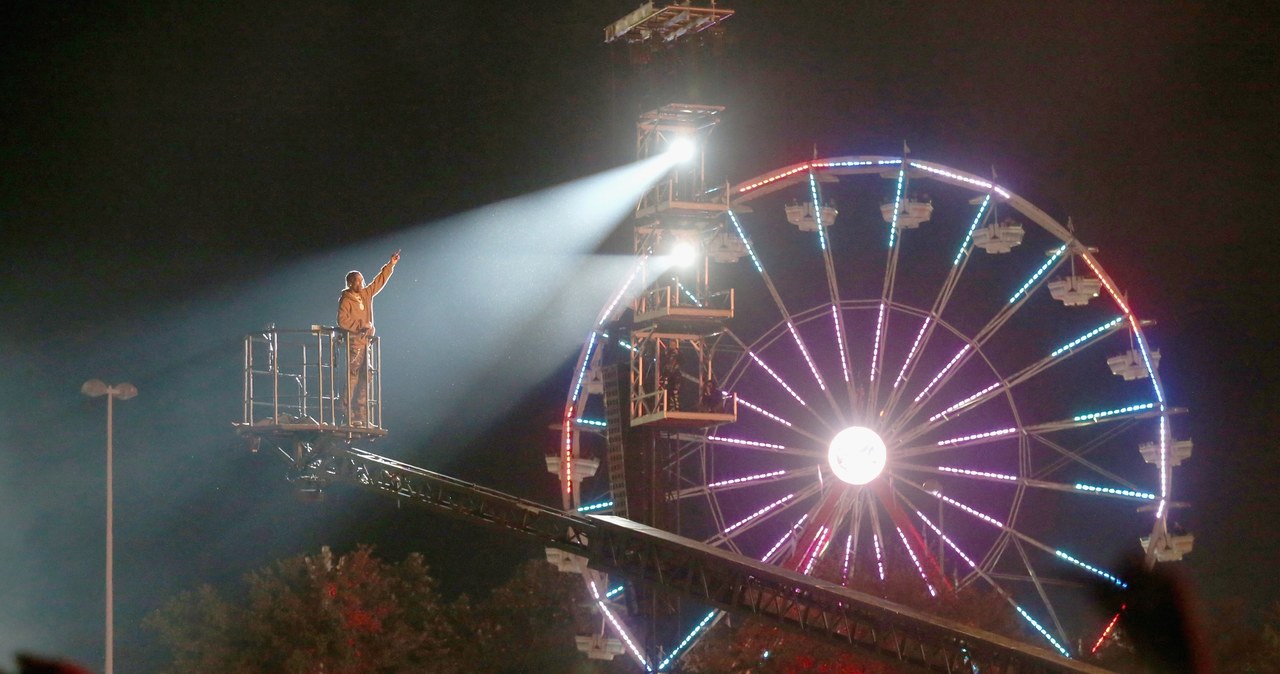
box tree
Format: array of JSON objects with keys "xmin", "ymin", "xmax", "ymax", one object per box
[
  {"xmin": 147, "ymin": 545, "xmax": 461, "ymax": 674},
  {"xmin": 149, "ymin": 547, "xmax": 643, "ymax": 674}
]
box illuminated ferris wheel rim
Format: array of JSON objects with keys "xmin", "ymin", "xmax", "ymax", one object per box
[{"xmin": 556, "ymin": 151, "xmax": 1184, "ymax": 666}]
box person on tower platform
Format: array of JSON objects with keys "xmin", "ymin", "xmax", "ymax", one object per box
[{"xmin": 337, "ymin": 249, "xmax": 400, "ymax": 427}]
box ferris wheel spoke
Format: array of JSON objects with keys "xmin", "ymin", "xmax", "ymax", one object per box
[
  {"xmin": 887, "ymin": 245, "xmax": 1072, "ymax": 436},
  {"xmin": 907, "ymin": 478, "xmax": 1130, "ymax": 603},
  {"xmin": 1005, "ymin": 317, "xmax": 1127, "ymax": 387},
  {"xmin": 1009, "ymin": 538, "xmax": 1073, "ymax": 655},
  {"xmin": 893, "ymin": 462, "xmax": 1157, "ymax": 504},
  {"xmin": 787, "ymin": 484, "xmax": 860, "ymax": 575},
  {"xmin": 693, "ymin": 432, "xmax": 823, "ymax": 459},
  {"xmin": 732, "ymin": 395, "xmax": 830, "ymax": 445},
  {"xmin": 806, "ymin": 170, "xmax": 860, "ymax": 411},
  {"xmin": 670, "ymin": 465, "xmax": 821, "ymax": 501},
  {"xmin": 882, "ymin": 195, "xmax": 993, "ymax": 421},
  {"xmin": 870, "ymin": 479, "xmax": 948, "ymax": 593},
  {"xmin": 894, "ymin": 426, "xmax": 1020, "ymax": 460},
  {"xmin": 891, "ymin": 314, "xmax": 1133, "ymax": 448},
  {"xmin": 1027, "ymin": 429, "xmax": 1150, "ymax": 492},
  {"xmin": 839, "ymin": 490, "xmax": 870, "ymax": 585},
  {"xmin": 1022, "ymin": 403, "xmax": 1172, "ymax": 434},
  {"xmin": 724, "ymin": 329, "xmax": 840, "ymax": 435},
  {"xmin": 726, "ymin": 210, "xmax": 846, "ymax": 423},
  {"xmin": 1003, "ymin": 507, "xmax": 1132, "ymax": 596},
  {"xmin": 759, "ymin": 512, "xmax": 810, "ymax": 565},
  {"xmin": 864, "ymin": 158, "xmax": 917, "ymax": 418},
  {"xmin": 703, "ymin": 481, "xmax": 824, "ymax": 549}
]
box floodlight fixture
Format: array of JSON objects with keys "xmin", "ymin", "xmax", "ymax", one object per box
[
  {"xmin": 668, "ymin": 137, "xmax": 696, "ymax": 163},
  {"xmin": 672, "ymin": 241, "xmax": 699, "ymax": 268}
]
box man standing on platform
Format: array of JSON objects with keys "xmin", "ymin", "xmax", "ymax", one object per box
[{"xmin": 337, "ymin": 249, "xmax": 400, "ymax": 427}]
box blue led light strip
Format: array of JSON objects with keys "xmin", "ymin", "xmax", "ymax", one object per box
[
  {"xmin": 577, "ymin": 500, "xmax": 614, "ymax": 513},
  {"xmin": 1072, "ymin": 402, "xmax": 1155, "ymax": 422},
  {"xmin": 1008, "ymin": 244, "xmax": 1067, "ymax": 304},
  {"xmin": 953, "ymin": 195, "xmax": 990, "ymax": 266},
  {"xmin": 1074, "ymin": 483, "xmax": 1156, "ymax": 500},
  {"xmin": 657, "ymin": 611, "xmax": 719, "ymax": 671},
  {"xmin": 728, "ymin": 210, "xmax": 765, "ymax": 274},
  {"xmin": 1055, "ymin": 549, "xmax": 1128, "ymax": 588},
  {"xmin": 675, "ymin": 280, "xmax": 702, "ymax": 307},
  {"xmin": 808, "ymin": 171, "xmax": 828, "ymax": 251},
  {"xmin": 888, "ymin": 167, "xmax": 906, "ymax": 248},
  {"xmin": 570, "ymin": 332, "xmax": 599, "ymax": 403},
  {"xmin": 1016, "ymin": 605, "xmax": 1071, "ymax": 657},
  {"xmin": 1050, "ymin": 317, "xmax": 1123, "ymax": 357}
]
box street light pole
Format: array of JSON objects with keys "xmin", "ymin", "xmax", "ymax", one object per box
[{"xmin": 82, "ymin": 379, "xmax": 137, "ymax": 674}]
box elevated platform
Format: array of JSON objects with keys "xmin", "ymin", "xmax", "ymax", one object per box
[
  {"xmin": 634, "ymin": 284, "xmax": 734, "ymax": 327},
  {"xmin": 605, "ymin": 3, "xmax": 734, "ymax": 45},
  {"xmin": 234, "ymin": 419, "xmax": 387, "ymax": 448},
  {"xmin": 631, "ymin": 400, "xmax": 738, "ymax": 428},
  {"xmin": 240, "ymin": 325, "xmax": 385, "ymax": 435}
]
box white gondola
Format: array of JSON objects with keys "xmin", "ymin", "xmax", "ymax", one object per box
[
  {"xmin": 545, "ymin": 548, "xmax": 589, "ymax": 574},
  {"xmin": 785, "ymin": 200, "xmax": 837, "ymax": 232},
  {"xmin": 584, "ymin": 364, "xmax": 605, "ymax": 395},
  {"xmin": 1107, "ymin": 348, "xmax": 1161, "ymax": 381},
  {"xmin": 575, "ymin": 635, "xmax": 626, "ymax": 660},
  {"xmin": 1047, "ymin": 275, "xmax": 1103, "ymax": 306},
  {"xmin": 707, "ymin": 229, "xmax": 748, "ymax": 263},
  {"xmin": 880, "ymin": 196, "xmax": 933, "ymax": 229},
  {"xmin": 1141, "ymin": 524, "xmax": 1195, "ymax": 562},
  {"xmin": 972, "ymin": 218, "xmax": 1025, "ymax": 254},
  {"xmin": 1140, "ymin": 438, "xmax": 1193, "ymax": 467}
]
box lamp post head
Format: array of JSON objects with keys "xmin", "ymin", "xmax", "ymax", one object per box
[
  {"xmin": 81, "ymin": 379, "xmax": 109, "ymax": 397},
  {"xmin": 82, "ymin": 380, "xmax": 138, "ymax": 400}
]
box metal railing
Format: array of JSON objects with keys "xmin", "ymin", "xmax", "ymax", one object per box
[{"xmin": 241, "ymin": 325, "xmax": 382, "ymax": 430}]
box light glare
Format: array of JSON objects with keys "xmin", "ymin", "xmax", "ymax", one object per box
[{"xmin": 828, "ymin": 426, "xmax": 887, "ymax": 485}]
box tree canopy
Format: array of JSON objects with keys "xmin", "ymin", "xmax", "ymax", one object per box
[{"xmin": 146, "ymin": 545, "xmax": 638, "ymax": 674}]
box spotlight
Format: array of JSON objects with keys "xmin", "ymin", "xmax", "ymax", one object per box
[
  {"xmin": 668, "ymin": 137, "xmax": 696, "ymax": 163},
  {"xmin": 672, "ymin": 241, "xmax": 699, "ymax": 268}
]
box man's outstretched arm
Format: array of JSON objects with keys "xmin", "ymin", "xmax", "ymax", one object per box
[{"xmin": 367, "ymin": 249, "xmax": 400, "ymax": 297}]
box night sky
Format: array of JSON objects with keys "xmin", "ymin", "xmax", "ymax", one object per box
[{"xmin": 2, "ymin": 1, "xmax": 1277, "ymax": 671}]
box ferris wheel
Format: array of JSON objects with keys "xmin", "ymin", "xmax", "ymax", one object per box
[{"xmin": 551, "ymin": 121, "xmax": 1192, "ymax": 668}]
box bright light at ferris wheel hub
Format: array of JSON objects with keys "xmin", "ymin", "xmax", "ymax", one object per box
[{"xmin": 828, "ymin": 426, "xmax": 887, "ymax": 485}]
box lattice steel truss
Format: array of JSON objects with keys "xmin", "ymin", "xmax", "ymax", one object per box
[{"xmin": 256, "ymin": 436, "xmax": 1115, "ymax": 674}]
